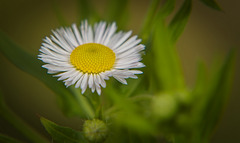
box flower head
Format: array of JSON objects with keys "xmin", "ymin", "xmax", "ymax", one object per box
[
  {"xmin": 83, "ymin": 119, "xmax": 108, "ymax": 142},
  {"xmin": 38, "ymin": 21, "xmax": 145, "ymax": 95}
]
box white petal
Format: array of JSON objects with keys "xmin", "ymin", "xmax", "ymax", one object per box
[
  {"xmin": 97, "ymin": 74, "xmax": 106, "ymax": 88},
  {"xmin": 81, "ymin": 73, "xmax": 89, "ymax": 94},
  {"xmin": 95, "ymin": 22, "xmax": 107, "ymax": 43},
  {"xmin": 114, "ymin": 36, "xmax": 140, "ymax": 53},
  {"xmin": 103, "ymin": 22, "xmax": 117, "ymax": 45},
  {"xmin": 111, "ymin": 31, "xmax": 132, "ymax": 50},
  {"xmin": 72, "ymin": 23, "xmax": 83, "ymax": 45},
  {"xmin": 56, "ymin": 69, "xmax": 76, "ymax": 81},
  {"xmin": 51, "ymin": 30, "xmax": 73, "ymax": 52},
  {"xmin": 91, "ymin": 81, "xmax": 96, "ymax": 93},
  {"xmin": 96, "ymin": 84, "xmax": 101, "ymax": 95},
  {"xmin": 41, "ymin": 42, "xmax": 70, "ymax": 55},
  {"xmin": 129, "ymin": 70, "xmax": 143, "ymax": 74},
  {"xmin": 115, "ymin": 62, "xmax": 145, "ymax": 69},
  {"xmin": 42, "ymin": 64, "xmax": 72, "ymax": 72},
  {"xmin": 107, "ymin": 31, "xmax": 123, "ymax": 48},
  {"xmin": 64, "ymin": 27, "xmax": 79, "ymax": 48},
  {"xmin": 75, "ymin": 74, "xmax": 85, "ymax": 88},
  {"xmin": 88, "ymin": 74, "xmax": 94, "ymax": 88},
  {"xmin": 99, "ymin": 24, "xmax": 111, "ymax": 44},
  {"xmin": 64, "ymin": 71, "xmax": 81, "ymax": 84},
  {"xmin": 71, "ymin": 72, "xmax": 83, "ymax": 85},
  {"xmin": 113, "ymin": 76, "xmax": 127, "ymax": 85},
  {"xmin": 99, "ymin": 72, "xmax": 108, "ymax": 80},
  {"xmin": 80, "ymin": 21, "xmax": 88, "ymax": 43},
  {"xmin": 87, "ymin": 26, "xmax": 94, "ymax": 43},
  {"xmin": 116, "ymin": 44, "xmax": 145, "ymax": 59}
]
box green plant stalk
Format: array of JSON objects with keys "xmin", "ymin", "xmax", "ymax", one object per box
[
  {"xmin": 0, "ymin": 101, "xmax": 49, "ymax": 143},
  {"xmin": 70, "ymin": 87, "xmax": 95, "ymax": 119}
]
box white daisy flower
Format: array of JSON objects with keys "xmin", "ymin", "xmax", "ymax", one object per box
[{"xmin": 38, "ymin": 20, "xmax": 145, "ymax": 95}]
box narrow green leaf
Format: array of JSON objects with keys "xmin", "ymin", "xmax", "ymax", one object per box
[
  {"xmin": 200, "ymin": 0, "xmax": 221, "ymax": 11},
  {"xmin": 190, "ymin": 62, "xmax": 208, "ymax": 142},
  {"xmin": 0, "ymin": 134, "xmax": 24, "ymax": 143},
  {"xmin": 141, "ymin": 0, "xmax": 176, "ymax": 43},
  {"xmin": 0, "ymin": 31, "xmax": 94, "ymax": 118},
  {"xmin": 152, "ymin": 19, "xmax": 185, "ymax": 91},
  {"xmin": 140, "ymin": 0, "xmax": 161, "ymax": 42},
  {"xmin": 200, "ymin": 50, "xmax": 235, "ymax": 141},
  {"xmin": 40, "ymin": 117, "xmax": 87, "ymax": 143},
  {"xmin": 168, "ymin": 0, "xmax": 192, "ymax": 43},
  {"xmin": 190, "ymin": 51, "xmax": 235, "ymax": 143},
  {"xmin": 156, "ymin": 0, "xmax": 176, "ymax": 19},
  {"xmin": 105, "ymin": 0, "xmax": 129, "ymax": 29}
]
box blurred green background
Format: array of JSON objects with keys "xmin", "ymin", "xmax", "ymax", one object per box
[{"xmin": 0, "ymin": 0, "xmax": 239, "ymax": 142}]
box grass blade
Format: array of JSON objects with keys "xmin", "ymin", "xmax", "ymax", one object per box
[
  {"xmin": 152, "ymin": 19, "xmax": 185, "ymax": 91},
  {"xmin": 200, "ymin": 50, "xmax": 236, "ymax": 142},
  {"xmin": 200, "ymin": 0, "xmax": 222, "ymax": 11},
  {"xmin": 168, "ymin": 0, "xmax": 192, "ymax": 43}
]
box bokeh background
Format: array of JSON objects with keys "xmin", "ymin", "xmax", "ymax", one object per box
[{"xmin": 0, "ymin": 0, "xmax": 239, "ymax": 142}]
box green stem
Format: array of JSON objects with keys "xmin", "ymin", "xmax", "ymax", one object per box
[
  {"xmin": 0, "ymin": 98, "xmax": 49, "ymax": 143},
  {"xmin": 70, "ymin": 87, "xmax": 95, "ymax": 119}
]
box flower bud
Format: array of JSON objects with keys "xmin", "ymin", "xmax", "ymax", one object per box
[
  {"xmin": 176, "ymin": 91, "xmax": 192, "ymax": 105},
  {"xmin": 83, "ymin": 119, "xmax": 108, "ymax": 142},
  {"xmin": 152, "ymin": 93, "xmax": 178, "ymax": 120}
]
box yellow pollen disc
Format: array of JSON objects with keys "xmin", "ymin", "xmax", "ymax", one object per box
[{"xmin": 70, "ymin": 43, "xmax": 116, "ymax": 74}]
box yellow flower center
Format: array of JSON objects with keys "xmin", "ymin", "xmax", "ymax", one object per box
[{"xmin": 70, "ymin": 43, "xmax": 115, "ymax": 74}]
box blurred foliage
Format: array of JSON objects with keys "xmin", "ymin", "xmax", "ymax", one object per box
[
  {"xmin": 0, "ymin": 134, "xmax": 24, "ymax": 143},
  {"xmin": 0, "ymin": 0, "xmax": 235, "ymax": 143},
  {"xmin": 200, "ymin": 0, "xmax": 222, "ymax": 11},
  {"xmin": 40, "ymin": 117, "xmax": 88, "ymax": 143}
]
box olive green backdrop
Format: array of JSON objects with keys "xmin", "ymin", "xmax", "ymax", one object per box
[{"xmin": 0, "ymin": 0, "xmax": 239, "ymax": 142}]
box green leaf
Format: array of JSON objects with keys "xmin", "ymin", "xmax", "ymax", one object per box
[
  {"xmin": 0, "ymin": 31, "xmax": 94, "ymax": 118},
  {"xmin": 40, "ymin": 117, "xmax": 87, "ymax": 143},
  {"xmin": 105, "ymin": 0, "xmax": 129, "ymax": 29},
  {"xmin": 0, "ymin": 134, "xmax": 24, "ymax": 143},
  {"xmin": 152, "ymin": 19, "xmax": 185, "ymax": 91},
  {"xmin": 168, "ymin": 0, "xmax": 192, "ymax": 43},
  {"xmin": 191, "ymin": 50, "xmax": 236, "ymax": 142},
  {"xmin": 156, "ymin": 0, "xmax": 176, "ymax": 19},
  {"xmin": 199, "ymin": 50, "xmax": 236, "ymax": 142},
  {"xmin": 200, "ymin": 0, "xmax": 221, "ymax": 11},
  {"xmin": 141, "ymin": 0, "xmax": 176, "ymax": 43},
  {"xmin": 140, "ymin": 0, "xmax": 161, "ymax": 42}
]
